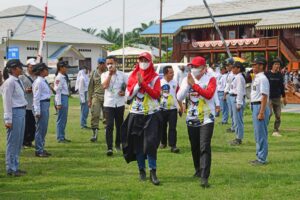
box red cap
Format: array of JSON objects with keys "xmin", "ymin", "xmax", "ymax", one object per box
[
  {"xmin": 138, "ymin": 52, "xmax": 152, "ymax": 62},
  {"xmin": 188, "ymin": 56, "xmax": 206, "ymax": 68}
]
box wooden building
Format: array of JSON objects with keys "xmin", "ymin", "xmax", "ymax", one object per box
[{"xmin": 142, "ymin": 0, "xmax": 300, "ymax": 70}]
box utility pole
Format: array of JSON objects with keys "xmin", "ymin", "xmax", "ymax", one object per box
[
  {"xmin": 159, "ymin": 0, "xmax": 163, "ymax": 63},
  {"xmin": 122, "ymin": 0, "xmax": 125, "ymax": 72}
]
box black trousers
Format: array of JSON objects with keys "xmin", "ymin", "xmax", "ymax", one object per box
[
  {"xmin": 104, "ymin": 106, "xmax": 125, "ymax": 150},
  {"xmin": 187, "ymin": 123, "xmax": 214, "ymax": 179},
  {"xmin": 161, "ymin": 109, "xmax": 178, "ymax": 147},
  {"xmin": 23, "ymin": 110, "xmax": 36, "ymax": 145}
]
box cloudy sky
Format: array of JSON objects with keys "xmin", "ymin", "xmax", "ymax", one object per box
[{"xmin": 0, "ymin": 0, "xmax": 235, "ymax": 32}]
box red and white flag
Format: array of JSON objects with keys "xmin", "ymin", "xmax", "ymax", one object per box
[{"xmin": 37, "ymin": 1, "xmax": 48, "ymax": 63}]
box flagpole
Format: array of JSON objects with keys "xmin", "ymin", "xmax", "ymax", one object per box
[
  {"xmin": 37, "ymin": 1, "xmax": 48, "ymax": 63},
  {"xmin": 122, "ymin": 0, "xmax": 125, "ymax": 72},
  {"xmin": 203, "ymin": 0, "xmax": 232, "ymax": 58}
]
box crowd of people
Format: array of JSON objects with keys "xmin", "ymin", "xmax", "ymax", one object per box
[{"xmin": 0, "ymin": 53, "xmax": 298, "ymax": 188}]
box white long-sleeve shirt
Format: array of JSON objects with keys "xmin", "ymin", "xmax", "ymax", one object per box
[
  {"xmin": 32, "ymin": 76, "xmax": 51, "ymax": 115},
  {"xmin": 2, "ymin": 75, "xmax": 27, "ymax": 124},
  {"xmin": 231, "ymin": 73, "xmax": 246, "ymax": 106},
  {"xmin": 54, "ymin": 73, "xmax": 69, "ymax": 105},
  {"xmin": 217, "ymin": 73, "xmax": 228, "ymax": 92},
  {"xmin": 78, "ymin": 76, "xmax": 89, "ymax": 103},
  {"xmin": 224, "ymin": 71, "xmax": 235, "ymax": 94}
]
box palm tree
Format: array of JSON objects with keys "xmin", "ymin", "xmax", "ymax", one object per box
[
  {"xmin": 82, "ymin": 27, "xmax": 98, "ymax": 35},
  {"xmin": 98, "ymin": 26, "xmax": 122, "ymax": 46}
]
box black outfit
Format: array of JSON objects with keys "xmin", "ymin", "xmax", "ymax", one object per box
[
  {"xmin": 187, "ymin": 122, "xmax": 214, "ymax": 179},
  {"xmin": 265, "ymin": 71, "xmax": 285, "ymax": 99},
  {"xmin": 161, "ymin": 109, "xmax": 178, "ymax": 147},
  {"xmin": 121, "ymin": 112, "xmax": 162, "ymax": 163},
  {"xmin": 23, "ymin": 110, "xmax": 36, "ymax": 146},
  {"xmin": 104, "ymin": 106, "xmax": 125, "ymax": 150}
]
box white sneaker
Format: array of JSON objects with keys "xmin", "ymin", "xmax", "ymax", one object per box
[{"xmin": 272, "ymin": 132, "xmax": 282, "ymax": 137}]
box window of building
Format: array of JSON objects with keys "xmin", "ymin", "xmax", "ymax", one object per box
[{"xmin": 78, "ymin": 49, "xmax": 92, "ymax": 52}]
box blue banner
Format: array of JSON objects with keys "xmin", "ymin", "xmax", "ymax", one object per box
[{"xmin": 7, "ymin": 46, "xmax": 19, "ymax": 59}]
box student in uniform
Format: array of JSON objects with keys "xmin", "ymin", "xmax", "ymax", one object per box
[
  {"xmin": 54, "ymin": 61, "xmax": 71, "ymax": 143},
  {"xmin": 75, "ymin": 65, "xmax": 90, "ymax": 129},
  {"xmin": 217, "ymin": 64, "xmax": 229, "ymax": 124},
  {"xmin": 122, "ymin": 52, "xmax": 161, "ymax": 185},
  {"xmin": 249, "ymin": 57, "xmax": 270, "ymax": 165},
  {"xmin": 2, "ymin": 59, "xmax": 28, "ymax": 176},
  {"xmin": 19, "ymin": 58, "xmax": 36, "ymax": 148},
  {"xmin": 224, "ymin": 58, "xmax": 236, "ymax": 132},
  {"xmin": 177, "ymin": 56, "xmax": 217, "ymax": 188},
  {"xmin": 160, "ymin": 65, "xmax": 182, "ymax": 153},
  {"xmin": 229, "ymin": 62, "xmax": 246, "ymax": 145},
  {"xmin": 32, "ymin": 63, "xmax": 52, "ymax": 157}
]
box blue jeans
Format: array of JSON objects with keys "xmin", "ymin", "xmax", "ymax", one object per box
[
  {"xmin": 251, "ymin": 104, "xmax": 270, "ymax": 163},
  {"xmin": 217, "ymin": 91, "xmax": 228, "ymax": 123},
  {"xmin": 227, "ymin": 94, "xmax": 236, "ymax": 131},
  {"xmin": 6, "ymin": 107, "xmax": 26, "ymax": 173},
  {"xmin": 136, "ymin": 153, "xmax": 156, "ymax": 170},
  {"xmin": 80, "ymin": 91, "xmax": 89, "ymax": 128},
  {"xmin": 231, "ymin": 97, "xmax": 245, "ymax": 140},
  {"xmin": 56, "ymin": 95, "xmax": 68, "ymax": 141},
  {"xmin": 35, "ymin": 101, "xmax": 50, "ymax": 153}
]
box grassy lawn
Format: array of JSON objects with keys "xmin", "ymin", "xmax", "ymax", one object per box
[{"xmin": 0, "ymin": 97, "xmax": 299, "ymax": 200}]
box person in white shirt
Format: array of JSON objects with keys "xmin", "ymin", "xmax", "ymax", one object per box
[
  {"xmin": 249, "ymin": 57, "xmax": 270, "ymax": 165},
  {"xmin": 224, "ymin": 59, "xmax": 236, "ymax": 132},
  {"xmin": 177, "ymin": 56, "xmax": 217, "ymax": 188},
  {"xmin": 101, "ymin": 56, "xmax": 127, "ymax": 156},
  {"xmin": 75, "ymin": 66, "xmax": 90, "ymax": 129},
  {"xmin": 176, "ymin": 65, "xmax": 188, "ymax": 86},
  {"xmin": 54, "ymin": 61, "xmax": 71, "ymax": 143},
  {"xmin": 160, "ymin": 66, "xmax": 182, "ymax": 153},
  {"xmin": 19, "ymin": 58, "xmax": 36, "ymax": 148},
  {"xmin": 229, "ymin": 62, "xmax": 246, "ymax": 145},
  {"xmin": 217, "ymin": 65, "xmax": 229, "ymax": 124},
  {"xmin": 2, "ymin": 59, "xmax": 27, "ymax": 177},
  {"xmin": 32, "ymin": 63, "xmax": 52, "ymax": 157}
]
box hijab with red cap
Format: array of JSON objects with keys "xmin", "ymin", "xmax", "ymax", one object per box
[{"xmin": 127, "ymin": 52, "xmax": 158, "ymax": 95}]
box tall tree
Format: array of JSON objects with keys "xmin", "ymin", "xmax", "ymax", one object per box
[{"xmin": 98, "ymin": 26, "xmax": 122, "ymax": 46}]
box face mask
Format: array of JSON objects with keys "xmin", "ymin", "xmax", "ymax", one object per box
[
  {"xmin": 191, "ymin": 68, "xmax": 202, "ymax": 77},
  {"xmin": 139, "ymin": 62, "xmax": 150, "ymax": 70},
  {"xmin": 107, "ymin": 64, "xmax": 115, "ymax": 70}
]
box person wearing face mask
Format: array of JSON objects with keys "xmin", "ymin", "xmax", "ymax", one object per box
[
  {"xmin": 75, "ymin": 65, "xmax": 90, "ymax": 129},
  {"xmin": 121, "ymin": 52, "xmax": 162, "ymax": 185},
  {"xmin": 177, "ymin": 56, "xmax": 217, "ymax": 188},
  {"xmin": 101, "ymin": 56, "xmax": 127, "ymax": 156}
]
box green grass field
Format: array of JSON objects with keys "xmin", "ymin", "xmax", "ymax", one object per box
[{"xmin": 0, "ymin": 97, "xmax": 299, "ymax": 200}]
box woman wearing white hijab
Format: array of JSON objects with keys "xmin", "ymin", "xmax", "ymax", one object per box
[{"xmin": 76, "ymin": 66, "xmax": 90, "ymax": 129}]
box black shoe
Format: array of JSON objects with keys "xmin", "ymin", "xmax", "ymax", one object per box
[
  {"xmin": 226, "ymin": 128, "xmax": 235, "ymax": 133},
  {"xmin": 16, "ymin": 169, "xmax": 27, "ymax": 175},
  {"xmin": 7, "ymin": 171, "xmax": 24, "ymax": 177},
  {"xmin": 107, "ymin": 149, "xmax": 113, "ymax": 156},
  {"xmin": 171, "ymin": 147, "xmax": 180, "ymax": 153},
  {"xmin": 139, "ymin": 169, "xmax": 146, "ymax": 181},
  {"xmin": 90, "ymin": 137, "xmax": 97, "ymax": 142},
  {"xmin": 35, "ymin": 152, "xmax": 49, "ymax": 157},
  {"xmin": 193, "ymin": 170, "xmax": 201, "ymax": 178},
  {"xmin": 200, "ymin": 178, "xmax": 210, "ymax": 188},
  {"xmin": 63, "ymin": 138, "xmax": 71, "ymax": 142},
  {"xmin": 230, "ymin": 139, "xmax": 242, "ymax": 146},
  {"xmin": 58, "ymin": 139, "xmax": 67, "ymax": 143},
  {"xmin": 43, "ymin": 150, "xmax": 52, "ymax": 156},
  {"xmin": 150, "ymin": 169, "xmax": 160, "ymax": 185},
  {"xmin": 160, "ymin": 144, "xmax": 166, "ymax": 149},
  {"xmin": 249, "ymin": 160, "xmax": 265, "ymax": 166},
  {"xmin": 90, "ymin": 129, "xmax": 98, "ymax": 142}
]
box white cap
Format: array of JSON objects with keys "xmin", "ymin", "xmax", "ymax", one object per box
[{"xmin": 26, "ymin": 58, "xmax": 36, "ymax": 66}]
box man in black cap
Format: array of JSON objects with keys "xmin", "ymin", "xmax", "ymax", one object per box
[
  {"xmin": 250, "ymin": 57, "xmax": 270, "ymax": 165},
  {"xmin": 265, "ymin": 58, "xmax": 287, "ymax": 137}
]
